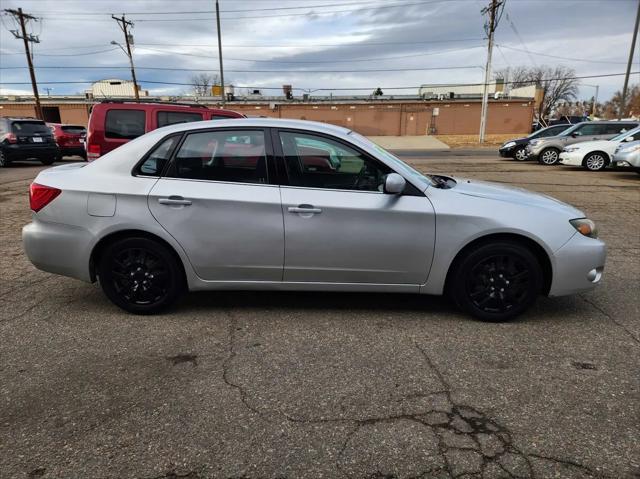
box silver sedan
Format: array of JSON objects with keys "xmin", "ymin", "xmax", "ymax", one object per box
[{"xmin": 23, "ymin": 119, "xmax": 606, "ymax": 321}]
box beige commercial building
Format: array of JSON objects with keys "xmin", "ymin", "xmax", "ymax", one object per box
[{"xmin": 0, "ymin": 97, "xmax": 534, "ymax": 136}]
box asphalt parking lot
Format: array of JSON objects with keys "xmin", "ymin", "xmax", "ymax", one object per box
[{"xmin": 1, "ymin": 153, "xmax": 638, "ymax": 479}]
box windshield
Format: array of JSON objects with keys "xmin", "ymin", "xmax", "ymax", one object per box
[
  {"xmin": 348, "ymin": 131, "xmax": 435, "ymax": 187},
  {"xmin": 611, "ymin": 126, "xmax": 640, "ymax": 142},
  {"xmin": 553, "ymin": 123, "xmax": 582, "ymax": 137}
]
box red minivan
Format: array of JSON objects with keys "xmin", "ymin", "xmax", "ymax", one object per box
[{"xmin": 85, "ymin": 100, "xmax": 245, "ymax": 161}]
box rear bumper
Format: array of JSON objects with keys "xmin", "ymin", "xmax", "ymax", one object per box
[
  {"xmin": 2, "ymin": 144, "xmax": 58, "ymax": 161},
  {"xmin": 549, "ymin": 233, "xmax": 606, "ymax": 297},
  {"xmin": 59, "ymin": 146, "xmax": 86, "ymax": 157},
  {"xmin": 22, "ymin": 219, "xmax": 93, "ymax": 282}
]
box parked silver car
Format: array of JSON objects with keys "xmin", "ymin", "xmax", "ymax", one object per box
[
  {"xmin": 612, "ymin": 139, "xmax": 640, "ymax": 171},
  {"xmin": 23, "ymin": 119, "xmax": 606, "ymax": 322},
  {"xmin": 527, "ymin": 120, "xmax": 639, "ymax": 165}
]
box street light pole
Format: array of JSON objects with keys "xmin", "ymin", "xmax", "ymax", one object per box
[
  {"xmin": 479, "ymin": 0, "xmax": 503, "ymax": 143},
  {"xmin": 619, "ymin": 0, "xmax": 640, "ymax": 120},
  {"xmin": 112, "ymin": 15, "xmax": 139, "ymax": 101},
  {"xmin": 215, "ymin": 0, "xmax": 225, "ymax": 106}
]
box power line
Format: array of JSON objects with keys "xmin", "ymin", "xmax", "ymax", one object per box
[
  {"xmin": 496, "ymin": 44, "xmax": 629, "ymax": 65},
  {"xmin": 0, "ymin": 65, "xmax": 483, "ymax": 73}
]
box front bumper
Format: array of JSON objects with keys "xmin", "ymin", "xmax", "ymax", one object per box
[
  {"xmin": 22, "ymin": 219, "xmax": 93, "ymax": 282},
  {"xmin": 498, "ymin": 146, "xmax": 516, "ymax": 158},
  {"xmin": 558, "ymin": 151, "xmax": 583, "ymax": 166},
  {"xmin": 549, "ymin": 232, "xmax": 606, "ymax": 297}
]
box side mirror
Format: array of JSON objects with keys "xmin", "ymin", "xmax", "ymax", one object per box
[
  {"xmin": 384, "ymin": 173, "xmax": 406, "ymax": 194},
  {"xmin": 571, "ymin": 132, "xmax": 581, "ymax": 137},
  {"xmin": 624, "ymin": 135, "xmax": 634, "ymax": 142}
]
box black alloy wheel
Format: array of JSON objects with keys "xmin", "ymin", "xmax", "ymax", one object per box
[
  {"xmin": 449, "ymin": 241, "xmax": 543, "ymax": 322},
  {"xmin": 98, "ymin": 237, "xmax": 184, "ymax": 314},
  {"xmin": 0, "ymin": 150, "xmax": 10, "ymax": 167}
]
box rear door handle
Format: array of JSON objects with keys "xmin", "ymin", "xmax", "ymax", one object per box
[
  {"xmin": 158, "ymin": 196, "xmax": 192, "ymax": 206},
  {"xmin": 288, "ymin": 205, "xmax": 322, "ymax": 214}
]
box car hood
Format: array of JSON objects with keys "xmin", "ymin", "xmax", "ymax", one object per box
[
  {"xmin": 450, "ymin": 178, "xmax": 583, "ymax": 217},
  {"xmin": 566, "ymin": 140, "xmax": 617, "ymax": 153}
]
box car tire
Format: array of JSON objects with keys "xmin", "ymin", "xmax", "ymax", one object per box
[
  {"xmin": 448, "ymin": 241, "xmax": 543, "ymax": 322},
  {"xmin": 583, "ymin": 152, "xmax": 608, "ymax": 171},
  {"xmin": 538, "ymin": 148, "xmax": 560, "ymax": 165},
  {"xmin": 0, "ymin": 150, "xmax": 11, "ymax": 167},
  {"xmin": 97, "ymin": 237, "xmax": 185, "ymax": 315},
  {"xmin": 41, "ymin": 157, "xmax": 56, "ymax": 166},
  {"xmin": 513, "ymin": 146, "xmax": 528, "ymax": 161}
]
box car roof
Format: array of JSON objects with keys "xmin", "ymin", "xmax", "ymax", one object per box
[{"xmin": 152, "ymin": 117, "xmax": 353, "ymax": 136}]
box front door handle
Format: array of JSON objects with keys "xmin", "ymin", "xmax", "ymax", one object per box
[
  {"xmin": 158, "ymin": 196, "xmax": 192, "ymax": 206},
  {"xmin": 288, "ymin": 205, "xmax": 322, "ymax": 214}
]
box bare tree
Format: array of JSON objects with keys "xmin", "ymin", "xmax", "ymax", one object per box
[
  {"xmin": 190, "ymin": 73, "xmax": 219, "ymax": 96},
  {"xmin": 494, "ymin": 65, "xmax": 579, "ymax": 121},
  {"xmin": 600, "ymin": 84, "xmax": 640, "ymax": 119}
]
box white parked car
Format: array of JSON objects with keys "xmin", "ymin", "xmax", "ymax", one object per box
[{"xmin": 559, "ymin": 126, "xmax": 640, "ymax": 171}]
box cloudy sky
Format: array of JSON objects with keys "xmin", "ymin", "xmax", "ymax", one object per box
[{"xmin": 0, "ymin": 0, "xmax": 638, "ymax": 101}]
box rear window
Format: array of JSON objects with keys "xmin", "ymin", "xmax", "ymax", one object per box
[
  {"xmin": 157, "ymin": 111, "xmax": 203, "ymax": 128},
  {"xmin": 105, "ymin": 109, "xmax": 146, "ymax": 139},
  {"xmin": 11, "ymin": 121, "xmax": 50, "ymax": 135},
  {"xmin": 61, "ymin": 125, "xmax": 86, "ymax": 135}
]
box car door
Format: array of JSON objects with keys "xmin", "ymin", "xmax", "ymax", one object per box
[
  {"xmin": 275, "ymin": 129, "xmax": 435, "ymax": 285},
  {"xmin": 147, "ymin": 128, "xmax": 284, "ymax": 282}
]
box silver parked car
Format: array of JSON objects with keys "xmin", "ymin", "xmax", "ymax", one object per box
[
  {"xmin": 612, "ymin": 139, "xmax": 640, "ymax": 171},
  {"xmin": 527, "ymin": 120, "xmax": 639, "ymax": 165},
  {"xmin": 23, "ymin": 119, "xmax": 606, "ymax": 322}
]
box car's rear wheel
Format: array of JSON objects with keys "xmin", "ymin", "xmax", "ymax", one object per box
[
  {"xmin": 97, "ymin": 237, "xmax": 184, "ymax": 314},
  {"xmin": 538, "ymin": 148, "xmax": 560, "ymax": 165},
  {"xmin": 583, "ymin": 152, "xmax": 608, "ymax": 171},
  {"xmin": 0, "ymin": 150, "xmax": 10, "ymax": 167},
  {"xmin": 41, "ymin": 157, "xmax": 56, "ymax": 166},
  {"xmin": 448, "ymin": 241, "xmax": 543, "ymax": 322},
  {"xmin": 513, "ymin": 146, "xmax": 527, "ymax": 161}
]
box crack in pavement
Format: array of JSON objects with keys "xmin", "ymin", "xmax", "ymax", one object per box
[
  {"xmin": 580, "ymin": 294, "xmax": 639, "ymax": 346},
  {"xmin": 219, "ymin": 328, "xmax": 605, "ymax": 478}
]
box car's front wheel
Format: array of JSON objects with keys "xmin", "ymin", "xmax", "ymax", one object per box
[
  {"xmin": 513, "ymin": 146, "xmax": 528, "ymax": 161},
  {"xmin": 538, "ymin": 148, "xmax": 560, "ymax": 165},
  {"xmin": 97, "ymin": 237, "xmax": 185, "ymax": 314},
  {"xmin": 448, "ymin": 241, "xmax": 543, "ymax": 322},
  {"xmin": 41, "ymin": 157, "xmax": 56, "ymax": 166},
  {"xmin": 583, "ymin": 152, "xmax": 608, "ymax": 171}
]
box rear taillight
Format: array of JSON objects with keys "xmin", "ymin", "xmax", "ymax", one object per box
[
  {"xmin": 29, "ymin": 183, "xmax": 61, "ymax": 212},
  {"xmin": 5, "ymin": 133, "xmax": 17, "ymax": 144},
  {"xmin": 87, "ymin": 143, "xmax": 100, "ymax": 161}
]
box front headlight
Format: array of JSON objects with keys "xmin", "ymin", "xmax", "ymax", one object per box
[
  {"xmin": 503, "ymin": 141, "xmax": 516, "ymax": 148},
  {"xmin": 620, "ymin": 144, "xmax": 640, "ymax": 154},
  {"xmin": 570, "ymin": 218, "xmax": 598, "ymax": 239},
  {"xmin": 563, "ymin": 146, "xmax": 580, "ymax": 153},
  {"xmin": 529, "ymin": 140, "xmax": 540, "ymax": 146}
]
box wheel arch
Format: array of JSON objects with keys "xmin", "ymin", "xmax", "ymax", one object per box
[
  {"xmin": 582, "ymin": 150, "xmax": 610, "ymax": 166},
  {"xmin": 89, "ymin": 229, "xmax": 187, "ymax": 288},
  {"xmin": 443, "ymin": 232, "xmax": 553, "ymax": 297}
]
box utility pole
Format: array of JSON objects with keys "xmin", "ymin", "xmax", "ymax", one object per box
[
  {"xmin": 4, "ymin": 8, "xmax": 43, "ymax": 119},
  {"xmin": 479, "ymin": 0, "xmax": 503, "ymax": 143},
  {"xmin": 216, "ymin": 0, "xmax": 225, "ymax": 106},
  {"xmin": 619, "ymin": 0, "xmax": 640, "ymax": 120},
  {"xmin": 111, "ymin": 14, "xmax": 139, "ymax": 100}
]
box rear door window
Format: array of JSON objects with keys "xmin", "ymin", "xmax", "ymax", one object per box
[
  {"xmin": 11, "ymin": 121, "xmax": 51, "ymax": 135},
  {"xmin": 606, "ymin": 123, "xmax": 637, "ymax": 135},
  {"xmin": 169, "ymin": 129, "xmax": 267, "ymax": 184},
  {"xmin": 137, "ymin": 135, "xmax": 181, "ymax": 176},
  {"xmin": 61, "ymin": 126, "xmax": 86, "ymax": 135},
  {"xmin": 105, "ymin": 109, "xmax": 146, "ymax": 139},
  {"xmin": 157, "ymin": 111, "xmax": 203, "ymax": 128}
]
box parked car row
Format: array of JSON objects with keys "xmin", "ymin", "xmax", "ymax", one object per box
[
  {"xmin": 500, "ymin": 120, "xmax": 640, "ymax": 173},
  {"xmin": 1, "ymin": 100, "xmax": 245, "ymax": 167}
]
